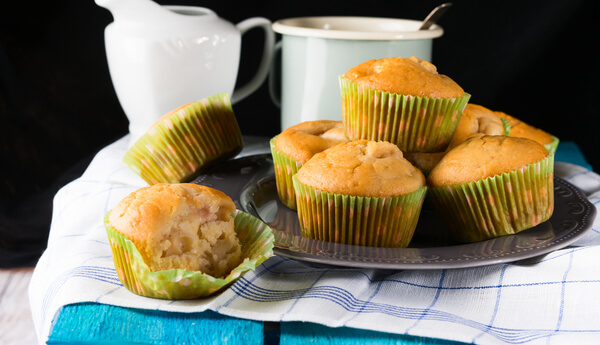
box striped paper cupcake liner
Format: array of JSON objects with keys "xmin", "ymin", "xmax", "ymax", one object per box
[
  {"xmin": 293, "ymin": 175, "xmax": 427, "ymax": 248},
  {"xmin": 546, "ymin": 135, "xmax": 560, "ymax": 155},
  {"xmin": 269, "ymin": 137, "xmax": 304, "ymax": 210},
  {"xmin": 427, "ymin": 154, "xmax": 555, "ymax": 243},
  {"xmin": 339, "ymin": 76, "xmax": 471, "ymax": 153},
  {"xmin": 123, "ymin": 93, "xmax": 243, "ymax": 185}
]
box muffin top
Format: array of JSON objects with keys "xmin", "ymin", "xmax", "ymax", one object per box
[
  {"xmin": 108, "ymin": 183, "xmax": 241, "ymax": 277},
  {"xmin": 427, "ymin": 135, "xmax": 549, "ymax": 187},
  {"xmin": 452, "ymin": 104, "xmax": 506, "ymax": 144},
  {"xmin": 403, "ymin": 103, "xmax": 507, "ymax": 172},
  {"xmin": 495, "ymin": 111, "xmax": 554, "ymax": 146},
  {"xmin": 343, "ymin": 56, "xmax": 465, "ymax": 98},
  {"xmin": 274, "ymin": 120, "xmax": 349, "ymax": 163},
  {"xmin": 296, "ymin": 140, "xmax": 425, "ymax": 197}
]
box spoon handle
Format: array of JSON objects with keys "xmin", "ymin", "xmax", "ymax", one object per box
[{"xmin": 419, "ymin": 3, "xmax": 452, "ymax": 30}]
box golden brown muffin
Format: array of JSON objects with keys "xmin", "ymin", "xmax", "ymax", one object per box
[
  {"xmin": 108, "ymin": 183, "xmax": 241, "ymax": 278},
  {"xmin": 296, "ymin": 140, "xmax": 425, "ymax": 197},
  {"xmin": 340, "ymin": 57, "xmax": 471, "ymax": 153},
  {"xmin": 274, "ymin": 120, "xmax": 348, "ymax": 164},
  {"xmin": 404, "ymin": 103, "xmax": 507, "ymax": 174},
  {"xmin": 343, "ymin": 56, "xmax": 465, "ymax": 98},
  {"xmin": 293, "ymin": 140, "xmax": 428, "ymax": 247},
  {"xmin": 495, "ymin": 111, "xmax": 554, "ymax": 147},
  {"xmin": 426, "ymin": 135, "xmax": 554, "ymax": 243},
  {"xmin": 427, "ymin": 135, "xmax": 549, "ymax": 187},
  {"xmin": 456, "ymin": 104, "xmax": 506, "ymax": 140},
  {"xmin": 270, "ymin": 120, "xmax": 349, "ymax": 210}
]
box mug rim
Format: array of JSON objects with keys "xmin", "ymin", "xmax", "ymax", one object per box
[{"xmin": 272, "ymin": 16, "xmax": 443, "ymax": 40}]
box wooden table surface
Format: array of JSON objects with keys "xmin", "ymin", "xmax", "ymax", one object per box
[{"xmin": 1, "ymin": 268, "xmax": 39, "ymax": 345}]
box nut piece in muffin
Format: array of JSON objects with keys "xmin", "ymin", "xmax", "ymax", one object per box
[
  {"xmin": 108, "ymin": 183, "xmax": 241, "ymax": 278},
  {"xmin": 293, "ymin": 140, "xmax": 427, "ymax": 247},
  {"xmin": 427, "ymin": 135, "xmax": 554, "ymax": 242},
  {"xmin": 339, "ymin": 56, "xmax": 471, "ymax": 153},
  {"xmin": 270, "ymin": 120, "xmax": 348, "ymax": 210}
]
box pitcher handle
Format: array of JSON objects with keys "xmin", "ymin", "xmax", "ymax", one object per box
[
  {"xmin": 268, "ymin": 41, "xmax": 282, "ymax": 108},
  {"xmin": 232, "ymin": 17, "xmax": 275, "ymax": 104}
]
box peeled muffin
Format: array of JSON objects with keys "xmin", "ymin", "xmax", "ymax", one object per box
[
  {"xmin": 108, "ymin": 183, "xmax": 241, "ymax": 278},
  {"xmin": 270, "ymin": 120, "xmax": 348, "ymax": 210},
  {"xmin": 339, "ymin": 56, "xmax": 471, "ymax": 153},
  {"xmin": 427, "ymin": 135, "xmax": 554, "ymax": 242},
  {"xmin": 293, "ymin": 140, "xmax": 427, "ymax": 247}
]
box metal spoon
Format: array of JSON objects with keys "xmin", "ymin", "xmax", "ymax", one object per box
[{"xmin": 419, "ymin": 3, "xmax": 452, "ymax": 30}]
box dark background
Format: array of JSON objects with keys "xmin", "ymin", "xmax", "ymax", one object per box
[{"xmin": 1, "ymin": 0, "xmax": 596, "ymax": 268}]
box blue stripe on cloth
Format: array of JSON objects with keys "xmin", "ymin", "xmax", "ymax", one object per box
[
  {"xmin": 472, "ymin": 265, "xmax": 508, "ymax": 342},
  {"xmin": 231, "ymin": 271, "xmax": 600, "ymax": 302},
  {"xmin": 226, "ymin": 257, "xmax": 600, "ymax": 344},
  {"xmin": 281, "ymin": 269, "xmax": 329, "ymax": 321},
  {"xmin": 214, "ymin": 253, "xmax": 288, "ymax": 313},
  {"xmin": 405, "ymin": 270, "xmax": 447, "ymax": 333},
  {"xmin": 342, "ymin": 272, "xmax": 387, "ymax": 326},
  {"xmin": 546, "ymin": 250, "xmax": 575, "ymax": 345},
  {"xmin": 41, "ymin": 266, "xmax": 121, "ymax": 327}
]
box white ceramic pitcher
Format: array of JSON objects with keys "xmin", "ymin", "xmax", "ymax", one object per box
[{"xmin": 95, "ymin": 0, "xmax": 274, "ymax": 144}]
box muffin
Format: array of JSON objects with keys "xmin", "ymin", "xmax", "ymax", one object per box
[
  {"xmin": 123, "ymin": 93, "xmax": 243, "ymax": 185},
  {"xmin": 404, "ymin": 103, "xmax": 509, "ymax": 175},
  {"xmin": 339, "ymin": 56, "xmax": 471, "ymax": 153},
  {"xmin": 427, "ymin": 135, "xmax": 554, "ymax": 243},
  {"xmin": 270, "ymin": 120, "xmax": 348, "ymax": 210},
  {"xmin": 495, "ymin": 111, "xmax": 559, "ymax": 154},
  {"xmin": 105, "ymin": 183, "xmax": 274, "ymax": 299},
  {"xmin": 293, "ymin": 140, "xmax": 427, "ymax": 248}
]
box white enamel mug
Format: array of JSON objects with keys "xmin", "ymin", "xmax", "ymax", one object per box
[{"xmin": 270, "ymin": 16, "xmax": 443, "ymax": 130}]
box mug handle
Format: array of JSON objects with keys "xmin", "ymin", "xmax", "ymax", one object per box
[
  {"xmin": 231, "ymin": 17, "xmax": 275, "ymax": 104},
  {"xmin": 268, "ymin": 41, "xmax": 282, "ymax": 108}
]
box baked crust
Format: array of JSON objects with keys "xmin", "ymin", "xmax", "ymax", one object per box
[
  {"xmin": 343, "ymin": 56, "xmax": 464, "ymax": 98},
  {"xmin": 404, "ymin": 103, "xmax": 506, "ymax": 172},
  {"xmin": 274, "ymin": 120, "xmax": 348, "ymax": 163},
  {"xmin": 296, "ymin": 140, "xmax": 425, "ymax": 197},
  {"xmin": 427, "ymin": 135, "xmax": 549, "ymax": 187}
]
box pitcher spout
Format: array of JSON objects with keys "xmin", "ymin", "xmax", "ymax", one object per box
[{"xmin": 95, "ymin": 0, "xmax": 167, "ymax": 24}]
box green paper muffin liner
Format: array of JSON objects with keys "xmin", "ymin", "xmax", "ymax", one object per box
[
  {"xmin": 123, "ymin": 93, "xmax": 243, "ymax": 185},
  {"xmin": 339, "ymin": 76, "xmax": 471, "ymax": 153},
  {"xmin": 269, "ymin": 137, "xmax": 304, "ymax": 210},
  {"xmin": 293, "ymin": 175, "xmax": 428, "ymax": 248},
  {"xmin": 427, "ymin": 154, "xmax": 555, "ymax": 243},
  {"xmin": 104, "ymin": 210, "xmax": 274, "ymax": 300},
  {"xmin": 546, "ymin": 135, "xmax": 560, "ymax": 155}
]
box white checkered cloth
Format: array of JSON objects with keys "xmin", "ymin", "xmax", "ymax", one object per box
[{"xmin": 29, "ymin": 136, "xmax": 600, "ymax": 345}]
